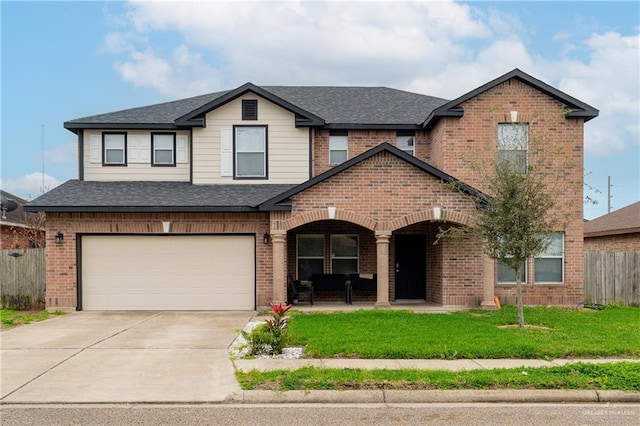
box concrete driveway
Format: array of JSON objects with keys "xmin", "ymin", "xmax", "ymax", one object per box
[{"xmin": 0, "ymin": 311, "xmax": 254, "ymax": 403}]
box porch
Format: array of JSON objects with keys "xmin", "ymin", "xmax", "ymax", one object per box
[{"xmin": 272, "ymin": 218, "xmax": 497, "ymax": 308}]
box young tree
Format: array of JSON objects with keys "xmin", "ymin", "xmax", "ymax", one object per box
[{"xmin": 439, "ymin": 109, "xmax": 579, "ymax": 328}]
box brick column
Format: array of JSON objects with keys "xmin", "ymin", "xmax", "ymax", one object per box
[
  {"xmin": 480, "ymin": 255, "xmax": 497, "ymax": 309},
  {"xmin": 271, "ymin": 230, "xmax": 287, "ymax": 304},
  {"xmin": 375, "ymin": 231, "xmax": 391, "ymax": 308}
]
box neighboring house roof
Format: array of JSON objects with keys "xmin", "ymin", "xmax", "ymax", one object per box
[
  {"xmin": 23, "ymin": 181, "xmax": 296, "ymax": 213},
  {"xmin": 260, "ymin": 143, "xmax": 486, "ymax": 211},
  {"xmin": 584, "ymin": 201, "xmax": 640, "ymax": 238},
  {"xmin": 63, "ymin": 68, "xmax": 598, "ymax": 133},
  {"xmin": 0, "ymin": 190, "xmax": 30, "ymax": 228},
  {"xmin": 425, "ymin": 68, "xmax": 599, "ymax": 127}
]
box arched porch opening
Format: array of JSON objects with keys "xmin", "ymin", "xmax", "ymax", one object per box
[{"xmin": 286, "ymin": 219, "xmax": 376, "ymax": 304}]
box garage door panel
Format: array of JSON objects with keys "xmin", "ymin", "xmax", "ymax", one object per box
[{"xmin": 81, "ymin": 235, "xmax": 255, "ymax": 310}]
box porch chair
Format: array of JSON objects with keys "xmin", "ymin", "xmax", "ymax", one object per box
[{"xmin": 287, "ymin": 275, "xmax": 314, "ymax": 305}]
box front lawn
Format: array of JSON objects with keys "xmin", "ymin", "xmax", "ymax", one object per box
[
  {"xmin": 286, "ymin": 305, "xmax": 639, "ymax": 359},
  {"xmin": 237, "ymin": 362, "xmax": 640, "ymax": 391},
  {"xmin": 0, "ymin": 309, "xmax": 65, "ymax": 330}
]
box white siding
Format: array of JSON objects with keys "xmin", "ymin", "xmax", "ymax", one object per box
[
  {"xmin": 83, "ymin": 130, "xmax": 190, "ymax": 182},
  {"xmin": 192, "ymin": 93, "xmax": 309, "ymax": 184}
]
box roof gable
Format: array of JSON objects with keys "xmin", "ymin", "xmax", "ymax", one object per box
[
  {"xmin": 174, "ymin": 83, "xmax": 325, "ymax": 127},
  {"xmin": 259, "ymin": 143, "xmax": 485, "ymax": 211},
  {"xmin": 424, "ymin": 68, "xmax": 599, "ymax": 127}
]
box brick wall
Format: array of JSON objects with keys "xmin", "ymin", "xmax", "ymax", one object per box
[
  {"xmin": 44, "ymin": 212, "xmax": 271, "ymax": 310},
  {"xmin": 426, "ymin": 78, "xmax": 586, "ymax": 306},
  {"xmin": 293, "ymin": 151, "xmax": 478, "ymax": 227},
  {"xmin": 584, "ymin": 233, "xmax": 640, "ymax": 252},
  {"xmin": 313, "ymin": 129, "xmax": 431, "ymax": 177}
]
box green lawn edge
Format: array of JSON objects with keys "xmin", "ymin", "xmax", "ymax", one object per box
[
  {"xmin": 237, "ymin": 362, "xmax": 640, "ymax": 391},
  {"xmin": 285, "ymin": 306, "xmax": 640, "ymax": 359},
  {"xmin": 0, "ymin": 309, "xmax": 66, "ymax": 329}
]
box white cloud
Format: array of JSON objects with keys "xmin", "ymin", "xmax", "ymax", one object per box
[
  {"xmin": 104, "ymin": 1, "xmax": 639, "ymax": 160},
  {"xmin": 555, "ymin": 32, "xmax": 640, "ymax": 156},
  {"xmin": 1, "ymin": 173, "xmax": 62, "ymax": 201},
  {"xmin": 44, "ymin": 143, "xmax": 76, "ymax": 164},
  {"xmin": 108, "ymin": 1, "xmax": 494, "ymax": 90}
]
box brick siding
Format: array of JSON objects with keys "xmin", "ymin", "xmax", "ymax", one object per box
[{"xmin": 44, "ymin": 212, "xmax": 271, "ymax": 309}]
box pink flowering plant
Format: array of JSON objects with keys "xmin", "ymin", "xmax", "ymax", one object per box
[{"xmin": 242, "ymin": 302, "xmax": 293, "ymax": 356}]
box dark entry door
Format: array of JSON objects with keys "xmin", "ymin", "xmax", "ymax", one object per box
[{"xmin": 395, "ymin": 234, "xmax": 426, "ymax": 299}]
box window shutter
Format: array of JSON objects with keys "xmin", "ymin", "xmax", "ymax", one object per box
[
  {"xmin": 89, "ymin": 134, "xmax": 101, "ymax": 163},
  {"xmin": 139, "ymin": 135, "xmax": 151, "ymax": 162},
  {"xmin": 221, "ymin": 128, "xmax": 233, "ymax": 176},
  {"xmin": 176, "ymin": 135, "xmax": 188, "ymax": 163},
  {"xmin": 127, "ymin": 135, "xmax": 140, "ymax": 162}
]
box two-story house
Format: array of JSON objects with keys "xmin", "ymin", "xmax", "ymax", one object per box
[{"xmin": 26, "ymin": 69, "xmax": 598, "ymax": 311}]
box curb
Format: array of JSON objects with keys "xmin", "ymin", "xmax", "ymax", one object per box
[{"xmin": 242, "ymin": 389, "xmax": 640, "ymax": 404}]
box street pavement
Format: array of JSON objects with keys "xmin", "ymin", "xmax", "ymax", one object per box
[{"xmin": 1, "ymin": 311, "xmax": 638, "ymax": 405}]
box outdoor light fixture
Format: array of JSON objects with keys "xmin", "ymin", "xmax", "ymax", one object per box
[
  {"xmin": 55, "ymin": 232, "xmax": 64, "ymax": 244},
  {"xmin": 263, "ymin": 233, "xmax": 270, "ymax": 245}
]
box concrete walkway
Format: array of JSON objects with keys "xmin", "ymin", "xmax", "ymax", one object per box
[{"xmin": 235, "ymin": 357, "xmax": 640, "ymax": 372}]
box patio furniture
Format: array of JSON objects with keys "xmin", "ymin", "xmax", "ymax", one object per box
[
  {"xmin": 348, "ymin": 273, "xmax": 377, "ymax": 304},
  {"xmin": 288, "ymin": 275, "xmax": 314, "ymax": 305},
  {"xmin": 310, "ymin": 274, "xmax": 350, "ymax": 303}
]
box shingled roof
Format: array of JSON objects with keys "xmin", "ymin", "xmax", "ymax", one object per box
[
  {"xmin": 64, "ymin": 86, "xmax": 449, "ymax": 131},
  {"xmin": 23, "ymin": 181, "xmax": 295, "ymax": 213},
  {"xmin": 584, "ymin": 201, "xmax": 640, "ymax": 237},
  {"xmin": 63, "ymin": 69, "xmax": 598, "ymax": 132}
]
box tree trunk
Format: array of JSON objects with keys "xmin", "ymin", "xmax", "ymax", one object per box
[{"xmin": 515, "ymin": 266, "xmax": 525, "ymax": 328}]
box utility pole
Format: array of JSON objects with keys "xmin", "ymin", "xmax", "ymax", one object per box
[
  {"xmin": 607, "ymin": 176, "xmax": 613, "ymax": 213},
  {"xmin": 42, "ymin": 124, "xmax": 45, "ymax": 194}
]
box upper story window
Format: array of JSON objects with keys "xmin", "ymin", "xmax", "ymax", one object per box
[
  {"xmin": 329, "ymin": 131, "xmax": 348, "ymax": 165},
  {"xmin": 103, "ymin": 133, "xmax": 126, "ymax": 166},
  {"xmin": 242, "ymin": 100, "xmax": 258, "ymax": 120},
  {"xmin": 498, "ymin": 123, "xmax": 528, "ymax": 173},
  {"xmin": 151, "ymin": 133, "xmax": 176, "ymax": 166},
  {"xmin": 396, "ymin": 130, "xmax": 415, "ymax": 156},
  {"xmin": 234, "ymin": 126, "xmax": 267, "ymax": 178}
]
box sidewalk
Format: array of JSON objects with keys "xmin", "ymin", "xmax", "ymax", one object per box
[
  {"xmin": 234, "ymin": 357, "xmax": 640, "ymax": 404},
  {"xmin": 235, "ymin": 357, "xmax": 640, "ymax": 372}
]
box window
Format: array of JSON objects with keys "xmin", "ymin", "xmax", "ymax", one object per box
[
  {"xmin": 234, "ymin": 126, "xmax": 267, "ymax": 178},
  {"xmin": 329, "ymin": 131, "xmax": 348, "ymax": 164},
  {"xmin": 103, "ymin": 133, "xmax": 126, "ymax": 165},
  {"xmin": 396, "ymin": 131, "xmax": 415, "ymax": 156},
  {"xmin": 498, "ymin": 123, "xmax": 528, "ymax": 173},
  {"xmin": 242, "ymin": 99, "xmax": 258, "ymax": 120},
  {"xmin": 297, "ymin": 235, "xmax": 324, "ymax": 280},
  {"xmin": 331, "ymin": 235, "xmax": 358, "ymax": 275},
  {"xmin": 535, "ymin": 233, "xmax": 564, "ymax": 283},
  {"xmin": 152, "ymin": 133, "xmax": 175, "ymax": 166},
  {"xmin": 497, "ymin": 261, "xmax": 526, "ymax": 284}
]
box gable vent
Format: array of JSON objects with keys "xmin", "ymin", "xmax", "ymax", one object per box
[{"xmin": 242, "ymin": 100, "xmax": 258, "ymax": 120}]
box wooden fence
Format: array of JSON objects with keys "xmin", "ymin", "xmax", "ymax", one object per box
[
  {"xmin": 0, "ymin": 248, "xmax": 46, "ymax": 309},
  {"xmin": 584, "ymin": 251, "xmax": 640, "ymax": 306}
]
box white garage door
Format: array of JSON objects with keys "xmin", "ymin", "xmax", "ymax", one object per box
[{"xmin": 81, "ymin": 235, "xmax": 255, "ymax": 310}]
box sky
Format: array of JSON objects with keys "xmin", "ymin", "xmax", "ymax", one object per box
[{"xmin": 1, "ymin": 0, "xmax": 638, "ymax": 220}]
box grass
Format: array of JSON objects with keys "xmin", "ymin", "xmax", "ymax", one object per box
[
  {"xmin": 237, "ymin": 362, "xmax": 640, "ymax": 391},
  {"xmin": 0, "ymin": 309, "xmax": 66, "ymax": 329},
  {"xmin": 286, "ymin": 305, "xmax": 640, "ymax": 359}
]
